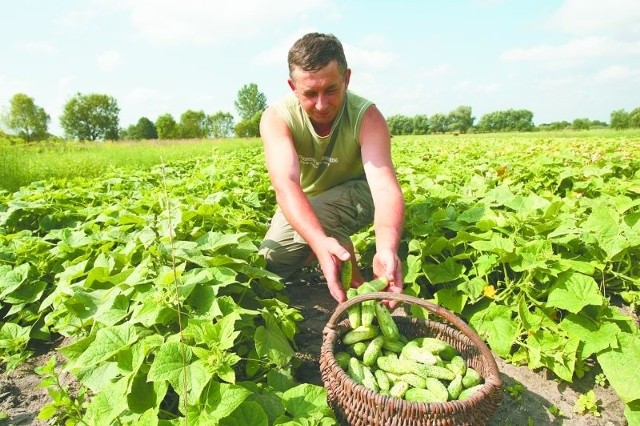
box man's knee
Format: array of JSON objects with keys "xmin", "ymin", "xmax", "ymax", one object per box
[{"xmin": 259, "ymin": 242, "xmax": 308, "ymax": 279}]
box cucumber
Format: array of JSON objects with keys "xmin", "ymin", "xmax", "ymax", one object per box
[
  {"xmin": 447, "ymin": 355, "xmax": 467, "ymax": 376},
  {"xmin": 342, "ymin": 325, "xmax": 379, "ymax": 345},
  {"xmin": 346, "ymin": 288, "xmax": 361, "ymax": 329},
  {"xmin": 362, "ymin": 335, "xmax": 385, "ymax": 366},
  {"xmin": 458, "ymin": 384, "xmax": 484, "ymax": 400},
  {"xmin": 360, "ymin": 300, "xmax": 376, "ymax": 327},
  {"xmin": 462, "ymin": 367, "xmax": 482, "ymax": 388},
  {"xmin": 356, "ymin": 278, "xmax": 388, "ymax": 295},
  {"xmin": 389, "ymin": 381, "xmax": 409, "ymax": 399},
  {"xmin": 413, "ymin": 363, "xmax": 456, "ymax": 381},
  {"xmin": 405, "ymin": 387, "xmax": 440, "ymax": 403},
  {"xmin": 447, "ymin": 374, "xmax": 463, "ymax": 400},
  {"xmin": 351, "ymin": 341, "xmax": 368, "ymax": 357},
  {"xmin": 401, "ymin": 343, "xmax": 439, "ymax": 365},
  {"xmin": 374, "ymin": 369, "xmax": 391, "ymax": 391},
  {"xmin": 374, "ymin": 302, "xmax": 401, "ymax": 340},
  {"xmin": 348, "ymin": 357, "xmax": 365, "ymax": 384},
  {"xmin": 334, "ymin": 351, "xmax": 350, "ymax": 370},
  {"xmin": 399, "ymin": 373, "xmax": 427, "ymax": 389},
  {"xmin": 340, "ymin": 260, "xmax": 353, "ymax": 291},
  {"xmin": 425, "ymin": 377, "xmax": 449, "ymax": 402}
]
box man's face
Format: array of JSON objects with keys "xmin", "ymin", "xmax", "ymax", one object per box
[{"xmin": 288, "ymin": 60, "xmax": 351, "ymax": 130}]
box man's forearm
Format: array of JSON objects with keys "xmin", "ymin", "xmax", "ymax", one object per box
[
  {"xmin": 373, "ymin": 188, "xmax": 405, "ymax": 253},
  {"xmin": 274, "ymin": 183, "xmax": 327, "ymax": 251}
]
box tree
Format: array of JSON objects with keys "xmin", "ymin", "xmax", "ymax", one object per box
[
  {"xmin": 572, "ymin": 118, "xmax": 591, "ymax": 130},
  {"xmin": 156, "ymin": 114, "xmax": 178, "ymax": 139},
  {"xmin": 538, "ymin": 121, "xmax": 570, "ymax": 131},
  {"xmin": 234, "ymin": 111, "xmax": 262, "ymax": 138},
  {"xmin": 412, "ymin": 115, "xmax": 430, "ymax": 135},
  {"xmin": 429, "ymin": 113, "xmax": 449, "ymax": 134},
  {"xmin": 629, "ymin": 107, "xmax": 640, "ymax": 128},
  {"xmin": 234, "ymin": 83, "xmax": 267, "ymax": 121},
  {"xmin": 447, "ymin": 105, "xmax": 474, "ymax": 134},
  {"xmin": 386, "ymin": 115, "xmax": 413, "ymax": 135},
  {"xmin": 178, "ymin": 109, "xmax": 208, "ymax": 139},
  {"xmin": 3, "ymin": 93, "xmax": 49, "ymax": 141},
  {"xmin": 610, "ymin": 109, "xmax": 629, "ymax": 130},
  {"xmin": 476, "ymin": 109, "xmax": 534, "ymax": 132},
  {"xmin": 208, "ymin": 111, "xmax": 235, "ymax": 138},
  {"xmin": 135, "ymin": 117, "xmax": 158, "ymax": 139},
  {"xmin": 60, "ymin": 93, "xmax": 119, "ymax": 140},
  {"xmin": 123, "ymin": 117, "xmax": 158, "ymax": 140}
]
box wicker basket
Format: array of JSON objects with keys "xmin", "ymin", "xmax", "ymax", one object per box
[{"xmin": 320, "ymin": 292, "xmax": 503, "ymax": 426}]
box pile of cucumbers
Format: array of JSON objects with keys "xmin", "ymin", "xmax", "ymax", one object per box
[{"xmin": 336, "ymin": 267, "xmax": 484, "ymax": 403}]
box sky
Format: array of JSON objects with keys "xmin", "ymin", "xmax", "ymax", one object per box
[{"xmin": 1, "ymin": 0, "xmax": 639, "ymax": 136}]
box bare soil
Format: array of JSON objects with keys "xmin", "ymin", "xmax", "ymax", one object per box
[{"xmin": 0, "ymin": 273, "xmax": 629, "ymax": 425}]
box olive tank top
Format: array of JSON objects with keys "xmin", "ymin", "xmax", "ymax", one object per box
[{"xmin": 272, "ymin": 91, "xmax": 373, "ymax": 196}]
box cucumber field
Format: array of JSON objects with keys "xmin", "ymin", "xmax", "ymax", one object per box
[{"xmin": 1, "ymin": 130, "xmax": 639, "ymax": 425}]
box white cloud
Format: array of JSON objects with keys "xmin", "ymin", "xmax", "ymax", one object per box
[
  {"xmin": 501, "ymin": 36, "xmax": 640, "ymax": 67},
  {"xmin": 452, "ymin": 80, "xmax": 499, "ymax": 94},
  {"xmin": 128, "ymin": 0, "xmax": 336, "ymax": 45},
  {"xmin": 125, "ymin": 87, "xmax": 171, "ymax": 104},
  {"xmin": 415, "ymin": 64, "xmax": 451, "ymax": 80},
  {"xmin": 97, "ymin": 50, "xmax": 122, "ymax": 71},
  {"xmin": 592, "ymin": 65, "xmax": 640, "ymax": 83},
  {"xmin": 344, "ymin": 43, "xmax": 395, "ymax": 70},
  {"xmin": 22, "ymin": 41, "xmax": 56, "ymax": 55},
  {"xmin": 549, "ymin": 0, "xmax": 640, "ymax": 38}
]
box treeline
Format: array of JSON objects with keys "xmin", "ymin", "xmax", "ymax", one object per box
[
  {"xmin": 387, "ymin": 105, "xmax": 640, "ymax": 135},
  {"xmin": 0, "ymin": 83, "xmax": 266, "ymax": 142},
  {"xmin": 2, "ymin": 88, "xmax": 640, "ymax": 142}
]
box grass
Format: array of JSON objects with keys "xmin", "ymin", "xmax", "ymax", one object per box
[
  {"xmin": 0, "ymin": 137, "xmax": 262, "ymax": 193},
  {"xmin": 2, "ymin": 129, "xmax": 639, "ymax": 194}
]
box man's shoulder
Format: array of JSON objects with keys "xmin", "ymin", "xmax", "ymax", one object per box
[
  {"xmin": 272, "ymin": 93, "xmax": 298, "ymax": 109},
  {"xmin": 346, "ymin": 91, "xmax": 374, "ymax": 108}
]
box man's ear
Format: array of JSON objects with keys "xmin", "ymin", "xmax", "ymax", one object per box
[
  {"xmin": 288, "ymin": 79, "xmax": 295, "ymax": 91},
  {"xmin": 344, "ymin": 68, "xmax": 352, "ymax": 88}
]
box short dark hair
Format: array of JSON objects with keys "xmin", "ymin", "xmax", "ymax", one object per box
[{"xmin": 287, "ymin": 33, "xmax": 348, "ymax": 78}]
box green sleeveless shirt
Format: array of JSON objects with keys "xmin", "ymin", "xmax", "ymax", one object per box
[{"xmin": 273, "ymin": 91, "xmax": 373, "ymax": 197}]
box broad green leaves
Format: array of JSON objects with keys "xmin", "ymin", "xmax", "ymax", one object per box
[{"xmin": 2, "ymin": 134, "xmax": 639, "ymax": 423}]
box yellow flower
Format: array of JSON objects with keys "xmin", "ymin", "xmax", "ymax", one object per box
[{"xmin": 483, "ymin": 285, "xmax": 497, "ymax": 298}]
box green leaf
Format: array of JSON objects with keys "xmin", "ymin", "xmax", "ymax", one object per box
[
  {"xmin": 282, "ymin": 384, "xmax": 331, "ymax": 418},
  {"xmin": 147, "ymin": 341, "xmax": 192, "ymax": 383},
  {"xmin": 200, "ymin": 381, "xmax": 252, "ymax": 420},
  {"xmin": 219, "ymin": 400, "xmax": 268, "ymax": 426},
  {"xmin": 597, "ymin": 332, "xmax": 640, "ymax": 403},
  {"xmin": 560, "ymin": 311, "xmax": 620, "ymax": 357},
  {"xmin": 69, "ymin": 323, "xmax": 139, "ymax": 373},
  {"xmin": 255, "ymin": 314, "xmax": 294, "ymax": 367},
  {"xmin": 470, "ymin": 233, "xmax": 515, "ymax": 256},
  {"xmin": 423, "ymin": 258, "xmax": 464, "ymax": 284},
  {"xmin": 434, "ymin": 287, "xmax": 467, "ymax": 313},
  {"xmin": 82, "ymin": 376, "xmax": 129, "ymax": 426},
  {"xmin": 582, "ymin": 205, "xmax": 628, "ymax": 259},
  {"xmin": 128, "ymin": 372, "xmax": 168, "ymax": 414},
  {"xmin": 547, "ymin": 272, "xmax": 603, "ymax": 313},
  {"xmin": 245, "ymin": 388, "xmax": 286, "ymax": 424},
  {"xmin": 469, "ymin": 303, "xmax": 517, "ymax": 357},
  {"xmin": 267, "ymin": 368, "xmax": 296, "ymax": 392},
  {"xmin": 527, "ymin": 330, "xmax": 580, "ymax": 382},
  {"xmin": 624, "ymin": 399, "xmax": 640, "ymax": 426}
]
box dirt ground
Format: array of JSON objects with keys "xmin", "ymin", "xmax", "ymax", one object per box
[{"xmin": 0, "ymin": 275, "xmax": 629, "ymax": 426}]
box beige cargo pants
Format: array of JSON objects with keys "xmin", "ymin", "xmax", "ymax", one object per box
[{"xmin": 259, "ymin": 179, "xmax": 374, "ymax": 278}]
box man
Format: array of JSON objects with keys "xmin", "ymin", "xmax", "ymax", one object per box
[{"xmin": 259, "ymin": 32, "xmax": 404, "ymax": 304}]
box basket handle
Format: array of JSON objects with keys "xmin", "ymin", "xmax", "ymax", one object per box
[{"xmin": 325, "ymin": 292, "xmax": 499, "ymax": 378}]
